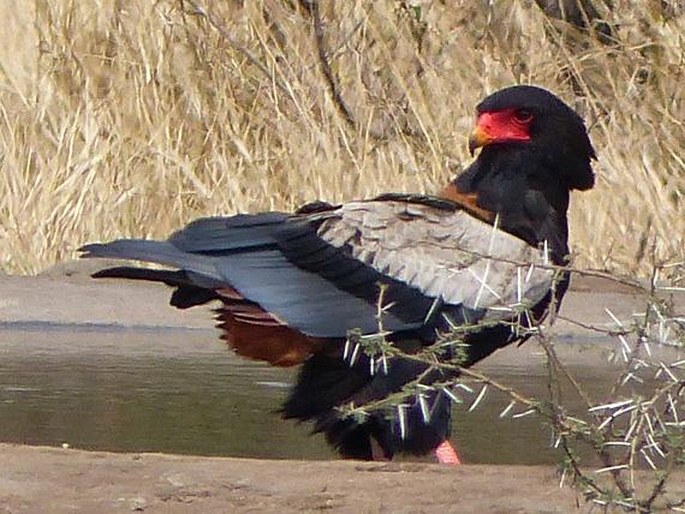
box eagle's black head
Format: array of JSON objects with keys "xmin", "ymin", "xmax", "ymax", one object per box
[{"xmin": 469, "ymin": 85, "xmax": 596, "ymax": 191}]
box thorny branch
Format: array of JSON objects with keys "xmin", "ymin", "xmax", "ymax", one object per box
[{"xmin": 340, "ymin": 260, "xmax": 685, "ymax": 511}]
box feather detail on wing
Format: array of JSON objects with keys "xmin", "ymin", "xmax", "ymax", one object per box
[
  {"xmin": 311, "ymin": 196, "xmax": 556, "ymax": 320},
  {"xmin": 81, "ymin": 194, "xmax": 556, "ymax": 340}
]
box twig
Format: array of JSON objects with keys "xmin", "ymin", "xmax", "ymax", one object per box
[
  {"xmin": 556, "ymin": 314, "xmax": 633, "ymax": 336},
  {"xmin": 342, "ymin": 257, "xmax": 684, "ymax": 510},
  {"xmin": 308, "ymin": 0, "xmax": 358, "ymax": 130},
  {"xmin": 181, "ymin": 0, "xmax": 290, "ymax": 94}
]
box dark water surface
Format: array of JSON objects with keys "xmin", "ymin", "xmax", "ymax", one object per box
[{"xmin": 0, "ymin": 325, "xmax": 659, "ymax": 464}]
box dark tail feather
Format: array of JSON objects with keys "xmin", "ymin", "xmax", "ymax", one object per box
[
  {"xmin": 92, "ymin": 266, "xmax": 220, "ymax": 309},
  {"xmin": 92, "ymin": 266, "xmax": 187, "ymax": 285}
]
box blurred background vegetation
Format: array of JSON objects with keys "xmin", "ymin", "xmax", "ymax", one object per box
[{"xmin": 0, "ymin": 0, "xmax": 682, "ymax": 275}]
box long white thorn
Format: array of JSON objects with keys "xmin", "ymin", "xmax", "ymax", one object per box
[
  {"xmin": 442, "ymin": 387, "xmax": 462, "ymax": 404},
  {"xmin": 594, "ymin": 464, "xmax": 629, "ymax": 474},
  {"xmin": 512, "ymin": 408, "xmax": 536, "ymax": 419},
  {"xmin": 349, "ymin": 343, "xmax": 360, "ymax": 367},
  {"xmin": 499, "ymin": 400, "xmax": 516, "ymax": 418},
  {"xmin": 468, "ymin": 384, "xmax": 488, "ymax": 412},
  {"xmin": 418, "ymin": 394, "xmax": 430, "ymax": 424},
  {"xmin": 397, "ymin": 404, "xmax": 408, "ymax": 440},
  {"xmin": 343, "ymin": 339, "xmax": 351, "ymax": 360}
]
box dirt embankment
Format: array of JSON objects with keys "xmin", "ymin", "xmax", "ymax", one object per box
[{"xmin": 1, "ymin": 443, "xmax": 583, "ymax": 513}]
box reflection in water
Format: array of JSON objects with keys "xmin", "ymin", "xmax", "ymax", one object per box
[{"xmin": 0, "ymin": 325, "xmax": 658, "ymax": 464}]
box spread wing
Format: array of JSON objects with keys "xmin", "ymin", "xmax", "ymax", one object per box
[{"xmin": 81, "ymin": 195, "xmax": 555, "ymax": 338}]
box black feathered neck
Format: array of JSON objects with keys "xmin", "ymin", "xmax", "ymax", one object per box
[{"xmin": 454, "ymin": 144, "xmax": 572, "ymax": 264}]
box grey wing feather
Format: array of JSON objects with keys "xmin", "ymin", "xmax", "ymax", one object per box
[
  {"xmin": 317, "ymin": 200, "xmax": 555, "ymax": 320},
  {"xmin": 82, "ymin": 198, "xmax": 555, "ymax": 337},
  {"xmin": 81, "ymin": 218, "xmax": 422, "ymax": 337}
]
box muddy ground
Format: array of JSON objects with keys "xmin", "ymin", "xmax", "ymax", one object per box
[
  {"xmin": 0, "ymin": 262, "xmax": 684, "ymax": 513},
  {"xmin": 1, "ymin": 443, "xmax": 588, "ymax": 513}
]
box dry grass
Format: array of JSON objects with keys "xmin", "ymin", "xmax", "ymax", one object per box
[{"xmin": 0, "ymin": 0, "xmax": 683, "ymax": 275}]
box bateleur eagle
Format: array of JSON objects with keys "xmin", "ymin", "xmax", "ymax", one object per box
[{"xmin": 80, "ymin": 85, "xmax": 596, "ymax": 464}]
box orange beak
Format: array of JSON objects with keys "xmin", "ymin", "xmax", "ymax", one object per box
[{"xmin": 468, "ymin": 125, "xmax": 492, "ymax": 156}]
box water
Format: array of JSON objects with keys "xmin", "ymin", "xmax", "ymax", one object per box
[{"xmin": 0, "ymin": 325, "xmax": 666, "ymax": 464}]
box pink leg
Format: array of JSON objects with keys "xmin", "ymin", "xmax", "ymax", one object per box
[{"xmin": 434, "ymin": 440, "xmax": 462, "ymax": 465}]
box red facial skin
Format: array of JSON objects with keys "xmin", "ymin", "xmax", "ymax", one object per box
[
  {"xmin": 469, "ymin": 108, "xmax": 534, "ymax": 154},
  {"xmin": 478, "ymin": 108, "xmax": 533, "ymax": 142}
]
